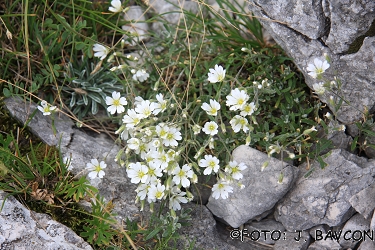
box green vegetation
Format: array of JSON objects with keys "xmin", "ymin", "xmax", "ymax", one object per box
[{"xmin": 0, "ymin": 0, "xmax": 358, "ymax": 249}]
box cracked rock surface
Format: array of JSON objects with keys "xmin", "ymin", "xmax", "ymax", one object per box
[
  {"xmin": 275, "ymin": 149, "xmax": 375, "ymax": 231},
  {"xmin": 0, "ymin": 190, "xmax": 92, "ymax": 250},
  {"xmin": 249, "ymin": 0, "xmax": 375, "ymax": 125},
  {"xmin": 207, "ymin": 145, "xmax": 299, "ymax": 228}
]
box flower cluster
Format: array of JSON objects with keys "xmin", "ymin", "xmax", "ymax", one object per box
[
  {"xmin": 112, "ymin": 93, "xmax": 197, "ymax": 211},
  {"xmin": 108, "ymin": 64, "xmax": 249, "ymax": 211}
]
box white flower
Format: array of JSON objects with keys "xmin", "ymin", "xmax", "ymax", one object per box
[
  {"xmin": 306, "ymin": 58, "xmax": 330, "ymax": 78},
  {"xmin": 226, "ymin": 88, "xmax": 249, "ymax": 111},
  {"xmin": 240, "ymin": 102, "xmax": 256, "ymax": 116},
  {"xmin": 152, "ymin": 150, "xmax": 170, "ymax": 170},
  {"xmin": 202, "ymin": 121, "xmax": 218, "ymax": 136},
  {"xmin": 93, "ymin": 43, "xmax": 109, "ymax": 60},
  {"xmin": 132, "ymin": 69, "xmax": 149, "ymax": 82},
  {"xmin": 172, "ymin": 164, "xmax": 194, "ymax": 188},
  {"xmin": 312, "ymin": 82, "xmax": 326, "ymax": 95},
  {"xmin": 106, "ymin": 91, "xmax": 127, "ymax": 114},
  {"xmin": 148, "ymin": 183, "xmax": 166, "ymax": 200},
  {"xmin": 147, "ymin": 162, "xmax": 163, "ymax": 178},
  {"xmin": 127, "ymin": 162, "xmax": 149, "ymax": 184},
  {"xmin": 212, "ymin": 181, "xmax": 233, "ymax": 199},
  {"xmin": 201, "ymin": 99, "xmax": 221, "ymax": 116},
  {"xmin": 207, "ymin": 64, "xmax": 226, "ymax": 83},
  {"xmin": 153, "ymin": 93, "xmax": 167, "ymax": 115},
  {"xmin": 122, "ymin": 109, "xmax": 142, "ymax": 128},
  {"xmin": 135, "ymin": 100, "xmax": 156, "ymax": 118},
  {"xmin": 162, "ymin": 127, "xmax": 182, "ymax": 147},
  {"xmin": 38, "ymin": 100, "xmax": 57, "ymax": 116},
  {"xmin": 108, "ymin": 0, "xmax": 123, "ymax": 13},
  {"xmin": 169, "ymin": 186, "xmax": 188, "ymax": 210},
  {"xmin": 136, "ymin": 183, "xmax": 150, "ymax": 201},
  {"xmin": 127, "ymin": 138, "xmax": 140, "ymax": 151},
  {"xmin": 156, "ymin": 124, "xmax": 169, "ymax": 139},
  {"xmin": 86, "ymin": 159, "xmax": 107, "ymax": 179},
  {"xmin": 229, "ymin": 115, "xmax": 249, "ymax": 133},
  {"xmin": 199, "ymin": 155, "xmax": 220, "ymax": 175},
  {"xmin": 225, "ymin": 161, "xmax": 247, "ymax": 180}
]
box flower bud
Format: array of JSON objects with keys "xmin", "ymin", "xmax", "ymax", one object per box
[
  {"xmin": 185, "ymin": 190, "xmax": 194, "ymax": 201},
  {"xmin": 194, "ymin": 147, "xmax": 205, "ymax": 160},
  {"xmin": 261, "ymin": 161, "xmax": 269, "ymax": 171},
  {"xmin": 245, "ymin": 135, "xmax": 251, "ymax": 145},
  {"xmin": 191, "ymin": 173, "xmax": 198, "ymax": 184},
  {"xmin": 277, "ymin": 172, "xmax": 284, "ymax": 184},
  {"xmin": 193, "ymin": 124, "xmax": 201, "ymax": 135},
  {"xmin": 303, "ymin": 126, "xmax": 317, "ymax": 135},
  {"xmin": 220, "ymin": 121, "xmax": 227, "ymax": 133}
]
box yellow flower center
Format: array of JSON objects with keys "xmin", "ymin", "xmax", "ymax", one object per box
[
  {"xmin": 155, "ymin": 190, "xmax": 163, "ymax": 199},
  {"xmin": 113, "ymin": 99, "xmax": 120, "ymax": 106},
  {"xmin": 178, "ymin": 170, "xmax": 185, "ymax": 177}
]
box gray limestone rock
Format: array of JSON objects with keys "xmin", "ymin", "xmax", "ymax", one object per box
[
  {"xmin": 275, "ymin": 149, "xmax": 375, "ymax": 231},
  {"xmin": 0, "ymin": 190, "xmax": 92, "ymax": 250},
  {"xmin": 349, "ymin": 182, "xmax": 375, "ymax": 219},
  {"xmin": 273, "ymin": 229, "xmax": 310, "ymax": 250},
  {"xmin": 4, "ymin": 97, "xmax": 74, "ymax": 147},
  {"xmin": 248, "ymin": 1, "xmax": 375, "ymax": 125},
  {"xmin": 307, "ymin": 238, "xmax": 341, "ymax": 250},
  {"xmin": 244, "ymin": 219, "xmax": 285, "ymax": 245},
  {"xmin": 251, "ymin": 0, "xmax": 327, "ymax": 39},
  {"xmin": 324, "ymin": 1, "xmax": 375, "ymax": 54},
  {"xmin": 358, "ymin": 239, "xmax": 375, "ymax": 250},
  {"xmin": 207, "ymin": 145, "xmax": 298, "ymax": 228},
  {"xmin": 339, "ymin": 213, "xmax": 370, "ymax": 249}
]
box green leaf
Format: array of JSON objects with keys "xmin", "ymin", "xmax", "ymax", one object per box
[
  {"xmin": 3, "ymin": 88, "xmax": 11, "ymax": 97},
  {"xmin": 145, "ymin": 227, "xmax": 161, "ymax": 241}
]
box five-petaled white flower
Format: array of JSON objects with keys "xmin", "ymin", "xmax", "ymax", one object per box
[
  {"xmin": 212, "ymin": 181, "xmax": 233, "ymax": 199},
  {"xmin": 225, "ymin": 161, "xmax": 247, "ymax": 180},
  {"xmin": 199, "ymin": 155, "xmax": 220, "ymax": 175},
  {"xmin": 135, "ymin": 100, "xmax": 156, "ymax": 118},
  {"xmin": 38, "ymin": 100, "xmax": 57, "ymax": 116},
  {"xmin": 169, "ymin": 186, "xmax": 188, "ymax": 210},
  {"xmin": 92, "ymin": 43, "xmax": 109, "ymax": 61},
  {"xmin": 108, "ymin": 0, "xmax": 123, "ymax": 13},
  {"xmin": 306, "ymin": 58, "xmax": 330, "ymax": 78},
  {"xmin": 153, "ymin": 93, "xmax": 167, "ymax": 115},
  {"xmin": 312, "ymin": 82, "xmax": 326, "ymax": 95},
  {"xmin": 201, "ymin": 99, "xmax": 221, "ymax": 116},
  {"xmin": 226, "ymin": 88, "xmax": 249, "ymax": 111},
  {"xmin": 230, "ymin": 115, "xmax": 249, "ymax": 133},
  {"xmin": 172, "ymin": 164, "xmax": 194, "ymax": 188},
  {"xmin": 202, "ymin": 121, "xmax": 219, "ymax": 136},
  {"xmin": 106, "ymin": 91, "xmax": 127, "ymax": 114},
  {"xmin": 127, "ymin": 162, "xmax": 149, "ymax": 184},
  {"xmin": 127, "ymin": 137, "xmax": 140, "ymax": 151},
  {"xmin": 148, "ymin": 183, "xmax": 166, "ymax": 200},
  {"xmin": 240, "ymin": 102, "xmax": 256, "ymax": 116},
  {"xmin": 162, "ymin": 127, "xmax": 182, "ymax": 147},
  {"xmin": 208, "ymin": 64, "xmax": 226, "ymax": 83},
  {"xmin": 132, "ymin": 69, "xmax": 149, "ymax": 82},
  {"xmin": 86, "ymin": 159, "xmax": 107, "ymax": 179},
  {"xmin": 122, "ymin": 109, "xmax": 142, "ymax": 128}
]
